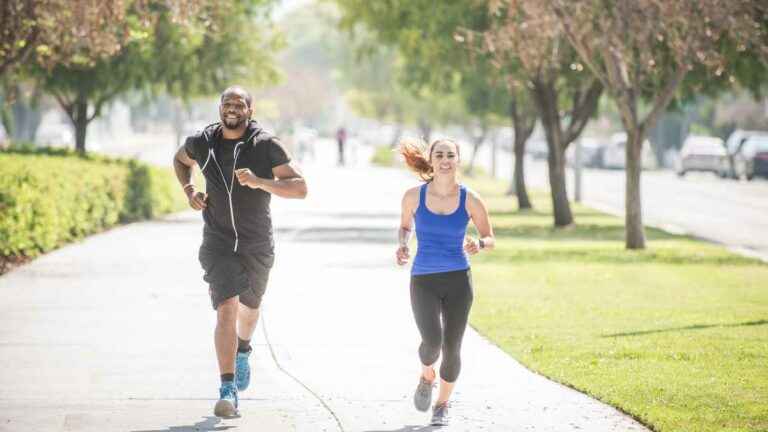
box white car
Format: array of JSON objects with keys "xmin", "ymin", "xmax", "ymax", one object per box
[
  {"xmin": 35, "ymin": 123, "xmax": 74, "ymax": 148},
  {"xmin": 525, "ymin": 139, "xmax": 549, "ymax": 160},
  {"xmin": 676, "ymin": 135, "xmax": 726, "ymax": 176},
  {"xmin": 599, "ymin": 132, "xmax": 655, "ymax": 170},
  {"xmin": 566, "ymin": 137, "xmax": 603, "ymax": 168},
  {"xmin": 718, "ymin": 129, "xmax": 768, "ymax": 179}
]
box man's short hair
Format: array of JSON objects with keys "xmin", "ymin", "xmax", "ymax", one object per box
[{"xmin": 220, "ymin": 86, "xmax": 252, "ymax": 108}]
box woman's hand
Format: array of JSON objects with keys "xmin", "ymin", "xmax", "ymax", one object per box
[
  {"xmin": 464, "ymin": 236, "xmax": 480, "ymax": 255},
  {"xmin": 396, "ymin": 245, "xmax": 410, "ymax": 265}
]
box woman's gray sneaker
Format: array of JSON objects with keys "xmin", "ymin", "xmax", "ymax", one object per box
[
  {"xmin": 413, "ymin": 377, "xmax": 435, "ymax": 412},
  {"xmin": 430, "ymin": 402, "xmax": 450, "ymax": 426}
]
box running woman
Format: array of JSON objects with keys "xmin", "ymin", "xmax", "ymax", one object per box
[
  {"xmin": 396, "ymin": 138, "xmax": 494, "ymax": 426},
  {"xmin": 173, "ymin": 86, "xmax": 307, "ymax": 417}
]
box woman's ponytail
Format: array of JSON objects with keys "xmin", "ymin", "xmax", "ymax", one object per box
[{"xmin": 398, "ymin": 138, "xmax": 433, "ymax": 181}]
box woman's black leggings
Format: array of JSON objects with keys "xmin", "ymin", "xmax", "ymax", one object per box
[{"xmin": 410, "ymin": 269, "xmax": 473, "ymax": 383}]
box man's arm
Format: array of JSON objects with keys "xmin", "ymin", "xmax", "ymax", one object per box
[
  {"xmin": 173, "ymin": 146, "xmax": 195, "ymax": 187},
  {"xmin": 173, "ymin": 146, "xmax": 207, "ymax": 210},
  {"xmin": 235, "ymin": 162, "xmax": 307, "ymax": 199}
]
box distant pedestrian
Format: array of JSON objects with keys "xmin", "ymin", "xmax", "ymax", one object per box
[
  {"xmin": 336, "ymin": 127, "xmax": 347, "ymax": 166},
  {"xmin": 172, "ymin": 85, "xmax": 307, "ymax": 418},
  {"xmin": 396, "ymin": 138, "xmax": 495, "ymax": 426}
]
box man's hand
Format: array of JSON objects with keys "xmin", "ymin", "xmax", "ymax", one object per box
[
  {"xmin": 184, "ymin": 185, "xmax": 207, "ymax": 210},
  {"xmin": 235, "ymin": 168, "xmax": 262, "ymax": 189},
  {"xmin": 396, "ymin": 245, "xmax": 410, "ymax": 266}
]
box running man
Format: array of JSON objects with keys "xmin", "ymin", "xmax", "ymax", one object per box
[
  {"xmin": 173, "ymin": 85, "xmax": 307, "ymax": 417},
  {"xmin": 396, "ymin": 138, "xmax": 494, "ymax": 426}
]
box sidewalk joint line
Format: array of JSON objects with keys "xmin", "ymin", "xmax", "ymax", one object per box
[{"xmin": 261, "ymin": 304, "xmax": 346, "ymax": 432}]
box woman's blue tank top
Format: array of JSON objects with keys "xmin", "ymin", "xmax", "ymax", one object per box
[{"xmin": 412, "ymin": 183, "xmax": 471, "ymax": 276}]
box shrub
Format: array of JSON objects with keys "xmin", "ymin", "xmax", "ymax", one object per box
[
  {"xmin": 371, "ymin": 145, "xmax": 396, "ymax": 166},
  {"xmin": 0, "ymin": 152, "xmax": 186, "ymax": 259}
]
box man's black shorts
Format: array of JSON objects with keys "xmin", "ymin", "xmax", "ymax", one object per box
[{"xmin": 198, "ymin": 242, "xmax": 275, "ymax": 310}]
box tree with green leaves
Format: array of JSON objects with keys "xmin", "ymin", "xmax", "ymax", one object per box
[
  {"xmin": 550, "ymin": 0, "xmax": 768, "ymax": 249},
  {"xmin": 1, "ymin": 0, "xmax": 128, "ymax": 78},
  {"xmin": 506, "ymin": 94, "xmax": 537, "ymax": 209},
  {"xmin": 478, "ymin": 1, "xmax": 602, "ymax": 226},
  {"xmin": 335, "ymin": 0, "xmax": 538, "ymax": 210},
  {"xmin": 29, "ymin": 0, "xmax": 280, "ymax": 153},
  {"xmin": 456, "ymin": 65, "xmax": 509, "ymax": 177}
]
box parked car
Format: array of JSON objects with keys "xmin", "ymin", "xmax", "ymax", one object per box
[
  {"xmin": 676, "ymin": 135, "xmax": 726, "ymax": 176},
  {"xmin": 598, "ymin": 132, "xmax": 655, "ymax": 170},
  {"xmin": 525, "ymin": 138, "xmax": 548, "ymax": 160},
  {"xmin": 738, "ymin": 136, "xmax": 768, "ymax": 180},
  {"xmin": 718, "ymin": 129, "xmax": 768, "ymax": 179},
  {"xmin": 35, "ymin": 123, "xmax": 74, "ymax": 148},
  {"xmin": 565, "ymin": 137, "xmax": 602, "ymax": 167}
]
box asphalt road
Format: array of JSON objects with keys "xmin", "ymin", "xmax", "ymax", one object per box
[{"xmin": 479, "ymin": 146, "xmax": 768, "ymax": 260}]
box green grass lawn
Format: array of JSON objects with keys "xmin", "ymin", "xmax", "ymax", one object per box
[
  {"xmin": 464, "ymin": 176, "xmax": 768, "ymax": 432},
  {"xmin": 371, "ymin": 145, "xmax": 397, "ymax": 166}
]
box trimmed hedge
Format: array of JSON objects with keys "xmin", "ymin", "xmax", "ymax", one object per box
[{"xmin": 0, "ymin": 151, "xmax": 187, "ymax": 258}]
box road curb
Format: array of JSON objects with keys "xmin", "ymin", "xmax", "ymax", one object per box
[{"xmin": 582, "ymin": 198, "xmax": 768, "ymax": 263}]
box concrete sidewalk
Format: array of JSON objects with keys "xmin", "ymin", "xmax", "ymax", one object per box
[{"xmin": 0, "ymin": 160, "xmax": 649, "ymax": 431}]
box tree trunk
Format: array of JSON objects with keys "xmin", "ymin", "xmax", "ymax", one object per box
[
  {"xmin": 173, "ymin": 99, "xmax": 186, "ymax": 149},
  {"xmin": 418, "ymin": 117, "xmax": 432, "ymax": 144},
  {"xmin": 509, "ymin": 98, "xmax": 535, "ymax": 209},
  {"xmin": 10, "ymin": 86, "xmax": 43, "ymax": 142},
  {"xmin": 466, "ymin": 122, "xmax": 487, "ymax": 176},
  {"xmin": 513, "ymin": 132, "xmax": 532, "ymax": 209},
  {"xmin": 389, "ymin": 124, "xmax": 403, "ymax": 148},
  {"xmin": 389, "ymin": 108, "xmax": 404, "ymax": 148},
  {"xmin": 1, "ymin": 105, "xmax": 13, "ymax": 139},
  {"xmin": 625, "ymin": 128, "xmax": 646, "ymax": 249},
  {"xmin": 72, "ymin": 97, "xmax": 89, "ymax": 154},
  {"xmin": 532, "ymin": 82, "xmax": 573, "ymax": 227},
  {"xmin": 547, "ymin": 143, "xmax": 572, "ymax": 226}
]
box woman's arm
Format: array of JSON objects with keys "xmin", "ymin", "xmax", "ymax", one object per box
[
  {"xmin": 397, "ymin": 187, "xmax": 418, "ymax": 265},
  {"xmin": 465, "ymin": 189, "xmax": 495, "ymax": 255}
]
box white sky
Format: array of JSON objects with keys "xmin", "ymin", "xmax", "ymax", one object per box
[{"xmin": 272, "ymin": 0, "xmax": 314, "ymax": 20}]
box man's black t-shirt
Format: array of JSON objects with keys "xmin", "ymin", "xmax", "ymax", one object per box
[
  {"xmin": 215, "ymin": 138, "xmax": 240, "ymax": 186},
  {"xmin": 184, "ymin": 121, "xmax": 290, "ymax": 252}
]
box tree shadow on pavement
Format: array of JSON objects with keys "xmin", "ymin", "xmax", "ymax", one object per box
[
  {"xmin": 131, "ymin": 416, "xmax": 235, "ymax": 432},
  {"xmin": 362, "ymin": 426, "xmax": 440, "ymax": 432},
  {"xmin": 276, "ymin": 226, "xmax": 396, "ymax": 244},
  {"xmin": 602, "ymin": 319, "xmax": 768, "ymax": 338}
]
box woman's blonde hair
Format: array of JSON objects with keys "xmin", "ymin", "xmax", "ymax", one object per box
[{"xmin": 398, "ymin": 138, "xmax": 460, "ymax": 181}]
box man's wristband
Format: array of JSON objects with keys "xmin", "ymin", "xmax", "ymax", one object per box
[
  {"xmin": 183, "ymin": 183, "xmax": 196, "ymax": 195},
  {"xmin": 478, "ymin": 238, "xmax": 485, "ymax": 250}
]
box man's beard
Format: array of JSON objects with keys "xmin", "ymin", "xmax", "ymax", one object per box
[{"xmin": 222, "ymin": 115, "xmax": 246, "ymax": 130}]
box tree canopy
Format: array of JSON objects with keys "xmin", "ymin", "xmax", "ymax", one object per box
[{"xmin": 26, "ymin": 0, "xmax": 281, "ymax": 152}]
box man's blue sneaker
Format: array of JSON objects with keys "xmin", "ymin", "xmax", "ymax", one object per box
[
  {"xmin": 214, "ymin": 381, "xmax": 239, "ymax": 418},
  {"xmin": 235, "ymin": 349, "xmax": 252, "ymax": 391}
]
